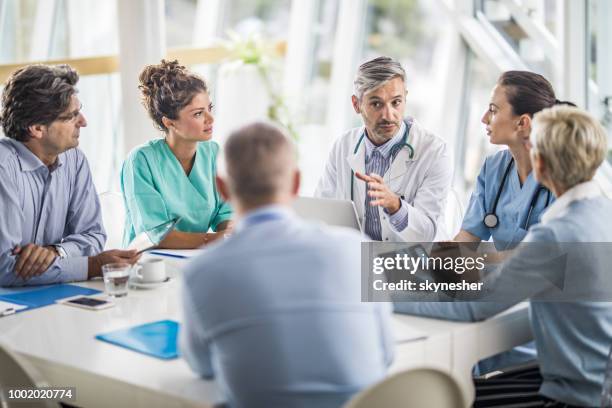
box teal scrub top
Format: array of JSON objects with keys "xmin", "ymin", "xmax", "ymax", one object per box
[{"xmin": 120, "ymin": 138, "xmax": 232, "ymax": 247}]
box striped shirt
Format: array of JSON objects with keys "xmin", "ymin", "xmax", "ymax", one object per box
[
  {"xmin": 363, "ymin": 121, "xmax": 409, "ymax": 240},
  {"xmin": 0, "ymin": 138, "xmax": 106, "ymax": 286}
]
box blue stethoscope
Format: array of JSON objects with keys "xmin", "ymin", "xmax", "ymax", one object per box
[
  {"xmin": 483, "ymin": 157, "xmax": 552, "ymax": 229},
  {"xmin": 350, "ymin": 119, "xmax": 415, "ymax": 201}
]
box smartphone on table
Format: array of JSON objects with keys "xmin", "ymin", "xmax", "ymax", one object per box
[{"xmin": 57, "ymin": 296, "xmax": 115, "ymax": 311}]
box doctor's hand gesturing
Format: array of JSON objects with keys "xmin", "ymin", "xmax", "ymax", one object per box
[{"xmin": 355, "ymin": 172, "xmax": 401, "ymax": 215}]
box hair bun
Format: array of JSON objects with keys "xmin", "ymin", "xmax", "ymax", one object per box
[
  {"xmin": 554, "ymin": 99, "xmax": 577, "ymax": 107},
  {"xmin": 138, "ymin": 59, "xmax": 187, "ymax": 96}
]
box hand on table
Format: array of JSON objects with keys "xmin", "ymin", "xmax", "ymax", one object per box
[
  {"xmin": 12, "ymin": 244, "xmax": 57, "ymax": 280},
  {"xmin": 88, "ymin": 249, "xmax": 141, "ymax": 279}
]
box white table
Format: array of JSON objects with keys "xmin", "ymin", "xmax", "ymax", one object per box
[{"xmin": 0, "ymin": 257, "xmax": 532, "ymax": 407}]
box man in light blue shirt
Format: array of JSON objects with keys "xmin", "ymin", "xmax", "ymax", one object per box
[
  {"xmin": 0, "ymin": 64, "xmax": 139, "ymax": 286},
  {"xmin": 180, "ymin": 122, "xmax": 394, "ymax": 408}
]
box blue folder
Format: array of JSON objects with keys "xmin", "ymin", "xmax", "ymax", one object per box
[
  {"xmin": 95, "ymin": 320, "xmax": 180, "ymax": 360},
  {"xmin": 0, "ymin": 284, "xmax": 101, "ymax": 309}
]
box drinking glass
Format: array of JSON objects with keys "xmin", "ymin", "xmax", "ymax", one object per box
[{"xmin": 102, "ymin": 263, "xmax": 131, "ymax": 297}]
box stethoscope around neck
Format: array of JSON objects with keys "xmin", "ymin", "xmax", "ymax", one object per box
[
  {"xmin": 483, "ymin": 157, "xmax": 552, "ymax": 229},
  {"xmin": 350, "ymin": 119, "xmax": 415, "ymax": 201}
]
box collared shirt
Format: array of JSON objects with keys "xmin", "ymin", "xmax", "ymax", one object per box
[
  {"xmin": 180, "ymin": 205, "xmax": 394, "ymax": 408},
  {"xmin": 363, "ymin": 121, "xmax": 409, "ymax": 240},
  {"xmin": 0, "ymin": 139, "xmax": 105, "ymax": 287},
  {"xmin": 541, "ymin": 180, "xmax": 602, "ymax": 224},
  {"xmin": 121, "ymin": 138, "xmax": 232, "ymax": 247}
]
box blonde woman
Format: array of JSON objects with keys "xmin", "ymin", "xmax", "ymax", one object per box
[{"xmin": 396, "ymin": 106, "xmax": 612, "ymax": 407}]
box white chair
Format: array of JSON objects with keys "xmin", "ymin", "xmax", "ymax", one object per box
[
  {"xmin": 0, "ymin": 342, "xmax": 60, "ymax": 408},
  {"xmin": 344, "ymin": 367, "xmax": 467, "ymax": 408},
  {"xmin": 98, "ymin": 191, "xmax": 126, "ymax": 250}
]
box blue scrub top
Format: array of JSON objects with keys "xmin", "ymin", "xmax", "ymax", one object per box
[
  {"xmin": 121, "ymin": 138, "xmax": 232, "ymax": 247},
  {"xmin": 461, "ymin": 149, "xmax": 554, "ymax": 250}
]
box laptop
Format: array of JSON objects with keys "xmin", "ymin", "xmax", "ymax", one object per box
[{"xmin": 291, "ymin": 197, "xmax": 362, "ymax": 231}]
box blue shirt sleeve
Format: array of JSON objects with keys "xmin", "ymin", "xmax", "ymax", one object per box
[
  {"xmin": 0, "ymin": 165, "xmax": 89, "ymax": 287},
  {"xmin": 386, "ymin": 199, "xmax": 409, "ymax": 232},
  {"xmin": 394, "ymin": 225, "xmax": 561, "ymax": 322},
  {"xmin": 56, "ymin": 150, "xmax": 106, "ymax": 256},
  {"xmin": 461, "ymin": 157, "xmax": 491, "ymax": 241}
]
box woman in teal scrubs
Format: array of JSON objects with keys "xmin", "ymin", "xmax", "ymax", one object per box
[
  {"xmin": 455, "ymin": 71, "xmax": 574, "ymax": 374},
  {"xmin": 121, "ymin": 60, "xmax": 232, "ymax": 249}
]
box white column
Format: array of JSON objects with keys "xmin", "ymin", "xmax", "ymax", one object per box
[
  {"xmin": 0, "ymin": 0, "xmax": 16, "ymax": 62},
  {"xmin": 192, "ymin": 0, "xmax": 223, "ymax": 45},
  {"xmin": 29, "ymin": 0, "xmax": 57, "ymax": 60},
  {"xmin": 283, "ymin": 0, "xmax": 318, "ymax": 105},
  {"xmin": 325, "ymin": 0, "xmax": 367, "ymax": 149},
  {"xmin": 559, "ymin": 0, "xmax": 587, "ymax": 107},
  {"xmin": 116, "ymin": 0, "xmax": 166, "ymax": 154}
]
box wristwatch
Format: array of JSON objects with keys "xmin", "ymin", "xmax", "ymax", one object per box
[{"xmin": 53, "ymin": 245, "xmax": 68, "ymax": 259}]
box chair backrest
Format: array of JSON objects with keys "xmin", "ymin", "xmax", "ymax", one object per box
[
  {"xmin": 99, "ymin": 191, "xmax": 126, "ymax": 250},
  {"xmin": 344, "ymin": 367, "xmax": 466, "ymax": 408},
  {"xmin": 0, "ymin": 342, "xmax": 60, "ymax": 408}
]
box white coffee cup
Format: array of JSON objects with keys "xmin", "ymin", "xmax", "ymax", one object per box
[{"xmin": 134, "ymin": 258, "xmax": 166, "ymax": 283}]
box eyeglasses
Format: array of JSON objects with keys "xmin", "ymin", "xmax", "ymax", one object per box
[{"xmin": 56, "ymin": 104, "xmax": 84, "ymax": 123}]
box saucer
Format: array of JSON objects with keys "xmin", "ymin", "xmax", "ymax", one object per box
[{"xmin": 129, "ymin": 276, "xmax": 172, "ymax": 289}]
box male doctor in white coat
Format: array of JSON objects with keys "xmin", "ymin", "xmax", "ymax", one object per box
[{"xmin": 315, "ymin": 56, "xmax": 452, "ymax": 242}]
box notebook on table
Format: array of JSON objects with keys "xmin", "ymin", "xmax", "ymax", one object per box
[
  {"xmin": 95, "ymin": 320, "xmax": 180, "ymax": 360},
  {"xmin": 0, "ymin": 284, "xmax": 101, "ymax": 309}
]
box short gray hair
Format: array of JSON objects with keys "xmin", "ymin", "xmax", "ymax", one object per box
[
  {"xmin": 353, "ymin": 56, "xmax": 406, "ymax": 100},
  {"xmin": 531, "ymin": 106, "xmax": 608, "ymax": 190},
  {"xmin": 223, "ymin": 122, "xmax": 296, "ymax": 206}
]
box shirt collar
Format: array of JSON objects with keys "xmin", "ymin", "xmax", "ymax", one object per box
[
  {"xmin": 235, "ymin": 204, "xmax": 294, "ymax": 232},
  {"xmin": 364, "ymin": 120, "xmax": 406, "ymax": 161},
  {"xmin": 8, "ymin": 139, "xmax": 64, "ymax": 172},
  {"xmin": 541, "ymin": 180, "xmax": 603, "ymax": 224}
]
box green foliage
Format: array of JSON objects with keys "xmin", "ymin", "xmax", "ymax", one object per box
[{"xmin": 225, "ymin": 32, "xmax": 299, "ymax": 142}]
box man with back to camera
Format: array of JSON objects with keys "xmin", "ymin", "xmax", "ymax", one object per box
[
  {"xmin": 316, "ymin": 56, "xmax": 452, "ymax": 242},
  {"xmin": 0, "ymin": 64, "xmax": 140, "ymax": 287},
  {"xmin": 180, "ymin": 122, "xmax": 394, "ymax": 408}
]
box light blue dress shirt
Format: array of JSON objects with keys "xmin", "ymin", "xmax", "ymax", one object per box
[
  {"xmin": 395, "ymin": 188, "xmax": 612, "ymax": 407},
  {"xmin": 0, "ymin": 139, "xmax": 106, "ymax": 287},
  {"xmin": 462, "ymin": 149, "xmax": 553, "ymax": 250},
  {"xmin": 363, "ymin": 120, "xmax": 409, "ymax": 240},
  {"xmin": 180, "ymin": 205, "xmax": 394, "ymax": 408}
]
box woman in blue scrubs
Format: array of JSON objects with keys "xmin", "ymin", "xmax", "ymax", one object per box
[
  {"xmin": 121, "ymin": 60, "xmax": 232, "ymax": 249},
  {"xmin": 456, "ymin": 71, "xmax": 574, "ymax": 374},
  {"xmin": 456, "ymin": 71, "xmax": 574, "ymax": 249}
]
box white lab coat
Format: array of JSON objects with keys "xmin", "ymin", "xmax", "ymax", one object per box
[{"xmin": 315, "ymin": 120, "xmax": 452, "ymax": 242}]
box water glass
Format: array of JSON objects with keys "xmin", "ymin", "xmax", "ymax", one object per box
[{"xmin": 102, "ymin": 263, "xmax": 131, "ymax": 298}]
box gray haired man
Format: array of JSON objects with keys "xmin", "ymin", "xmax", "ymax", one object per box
[
  {"xmin": 0, "ymin": 64, "xmax": 139, "ymax": 286},
  {"xmin": 315, "ymin": 56, "xmax": 452, "ymax": 242}
]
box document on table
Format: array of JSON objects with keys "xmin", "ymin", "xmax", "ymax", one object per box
[
  {"xmin": 0, "ymin": 300, "xmax": 28, "ymax": 316},
  {"xmin": 147, "ymin": 249, "xmax": 203, "ymax": 259}
]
